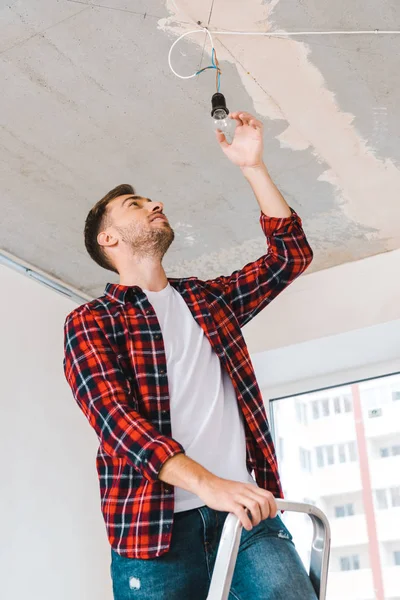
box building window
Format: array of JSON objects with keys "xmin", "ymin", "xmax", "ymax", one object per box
[
  {"xmin": 380, "ymin": 445, "xmax": 400, "ymax": 458},
  {"xmin": 394, "ymin": 551, "xmax": 400, "ymax": 566},
  {"xmin": 392, "ymin": 390, "xmax": 400, "ymax": 401},
  {"xmin": 326, "ymin": 445, "xmax": 334, "ymax": 465},
  {"xmin": 338, "ymin": 443, "xmax": 346, "ymax": 463},
  {"xmin": 348, "ymin": 441, "xmax": 357, "ymax": 462},
  {"xmin": 340, "ymin": 555, "xmax": 360, "ymax": 571},
  {"xmin": 295, "ymin": 402, "xmax": 308, "ymax": 425},
  {"xmin": 322, "ymin": 398, "xmax": 330, "ymax": 417},
  {"xmin": 299, "ymin": 448, "xmax": 312, "ymax": 472},
  {"xmin": 375, "ymin": 489, "xmax": 388, "ymax": 510},
  {"xmin": 312, "ymin": 400, "xmax": 320, "ymax": 420},
  {"xmin": 343, "ymin": 395, "xmax": 353, "ymax": 412},
  {"xmin": 391, "ymin": 486, "xmax": 400, "ymax": 507},
  {"xmin": 316, "ymin": 446, "xmax": 324, "ymax": 467},
  {"xmin": 315, "ymin": 442, "xmax": 358, "ymax": 468},
  {"xmin": 334, "ymin": 503, "xmax": 354, "ymax": 518}
]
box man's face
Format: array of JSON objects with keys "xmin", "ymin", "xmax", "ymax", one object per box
[{"xmin": 101, "ymin": 194, "xmax": 175, "ymax": 260}]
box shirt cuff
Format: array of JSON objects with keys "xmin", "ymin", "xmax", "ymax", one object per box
[
  {"xmin": 138, "ymin": 437, "xmax": 185, "ymax": 482},
  {"xmin": 259, "ymin": 207, "xmax": 302, "ymax": 234}
]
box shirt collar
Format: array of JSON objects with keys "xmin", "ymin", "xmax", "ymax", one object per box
[
  {"xmin": 104, "ymin": 278, "xmax": 189, "ymax": 305},
  {"xmin": 104, "ymin": 282, "xmax": 141, "ymax": 305}
]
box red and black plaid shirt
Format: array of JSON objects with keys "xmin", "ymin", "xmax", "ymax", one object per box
[{"xmin": 63, "ymin": 209, "xmax": 313, "ymax": 558}]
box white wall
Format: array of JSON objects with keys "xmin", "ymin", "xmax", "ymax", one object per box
[
  {"xmin": 2, "ymin": 246, "xmax": 400, "ymax": 600},
  {"xmin": 244, "ymin": 247, "xmax": 400, "ymax": 352},
  {"xmin": 1, "ymin": 263, "xmax": 113, "ymax": 600}
]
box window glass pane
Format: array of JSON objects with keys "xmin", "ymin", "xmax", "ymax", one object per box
[
  {"xmin": 335, "ymin": 505, "xmax": 345, "ymax": 518},
  {"xmin": 322, "ymin": 398, "xmax": 330, "ymax": 417},
  {"xmin": 343, "ymin": 394, "xmax": 353, "ymax": 412},
  {"xmin": 348, "ymin": 441, "xmax": 357, "ymax": 462},
  {"xmin": 338, "ymin": 443, "xmax": 346, "ymax": 463},
  {"xmin": 390, "ymin": 486, "xmax": 400, "ymax": 507},
  {"xmin": 392, "ymin": 390, "xmax": 400, "ymax": 401},
  {"xmin": 346, "ymin": 503, "xmax": 354, "ymax": 516},
  {"xmin": 392, "ymin": 445, "xmax": 400, "ymax": 456},
  {"xmin": 316, "ymin": 446, "xmax": 324, "ymax": 468},
  {"xmin": 376, "ymin": 489, "xmax": 388, "ymax": 510},
  {"xmin": 340, "ymin": 557, "xmax": 350, "ymax": 571},
  {"xmin": 333, "ymin": 396, "xmax": 341, "ymax": 413},
  {"xmin": 312, "ymin": 400, "xmax": 319, "ymax": 419},
  {"xmin": 352, "ymin": 555, "xmax": 360, "ymax": 570},
  {"xmin": 379, "ymin": 447, "xmax": 389, "ymax": 458},
  {"xmin": 394, "ymin": 551, "xmax": 400, "ymax": 566},
  {"xmin": 326, "ymin": 445, "xmax": 334, "ymax": 465}
]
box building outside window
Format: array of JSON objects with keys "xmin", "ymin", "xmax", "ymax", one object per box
[
  {"xmin": 334, "ymin": 503, "xmax": 355, "ymax": 518},
  {"xmin": 339, "ymin": 555, "xmax": 360, "ymax": 571},
  {"xmin": 270, "ymin": 372, "xmax": 400, "ymax": 600}
]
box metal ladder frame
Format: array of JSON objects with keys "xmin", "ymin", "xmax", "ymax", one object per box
[{"xmin": 206, "ymin": 499, "xmax": 331, "ymax": 600}]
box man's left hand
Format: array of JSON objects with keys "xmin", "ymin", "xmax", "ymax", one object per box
[{"xmin": 216, "ymin": 111, "xmax": 264, "ymax": 168}]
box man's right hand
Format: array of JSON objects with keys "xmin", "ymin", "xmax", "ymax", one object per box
[
  {"xmin": 158, "ymin": 453, "xmax": 277, "ymax": 531},
  {"xmin": 197, "ymin": 476, "xmax": 277, "ymax": 531}
]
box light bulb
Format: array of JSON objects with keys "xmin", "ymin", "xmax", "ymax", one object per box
[{"xmin": 211, "ymin": 93, "xmax": 236, "ymax": 144}]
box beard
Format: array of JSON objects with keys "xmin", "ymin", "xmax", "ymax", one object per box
[{"xmin": 116, "ymin": 221, "xmax": 175, "ymax": 261}]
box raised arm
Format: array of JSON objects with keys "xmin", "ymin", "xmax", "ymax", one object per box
[{"xmin": 204, "ymin": 111, "xmax": 313, "ymax": 327}]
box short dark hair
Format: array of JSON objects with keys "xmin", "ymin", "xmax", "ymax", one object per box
[{"xmin": 84, "ymin": 183, "xmax": 135, "ymax": 274}]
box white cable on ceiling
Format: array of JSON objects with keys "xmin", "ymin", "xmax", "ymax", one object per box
[
  {"xmin": 212, "ymin": 29, "xmax": 400, "ymax": 36},
  {"xmin": 168, "ymin": 26, "xmax": 400, "ymax": 80}
]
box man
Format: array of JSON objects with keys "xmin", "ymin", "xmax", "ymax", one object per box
[{"xmin": 63, "ymin": 111, "xmax": 315, "ymax": 599}]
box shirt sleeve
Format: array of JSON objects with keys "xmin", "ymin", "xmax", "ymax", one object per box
[
  {"xmin": 63, "ymin": 307, "xmax": 185, "ymax": 482},
  {"xmin": 203, "ymin": 209, "xmax": 313, "ymax": 328}
]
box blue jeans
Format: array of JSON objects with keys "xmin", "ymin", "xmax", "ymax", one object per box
[{"xmin": 111, "ymin": 506, "xmax": 317, "ymax": 599}]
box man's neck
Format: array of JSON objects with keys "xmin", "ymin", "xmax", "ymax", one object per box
[{"xmin": 118, "ymin": 258, "xmax": 168, "ymax": 292}]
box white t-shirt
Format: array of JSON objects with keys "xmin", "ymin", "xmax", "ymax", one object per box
[{"xmin": 143, "ymin": 282, "xmax": 255, "ymax": 513}]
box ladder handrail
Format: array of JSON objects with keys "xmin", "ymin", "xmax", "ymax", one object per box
[{"xmin": 206, "ymin": 499, "xmax": 331, "ymax": 600}]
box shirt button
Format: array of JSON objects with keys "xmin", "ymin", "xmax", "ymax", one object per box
[
  {"xmin": 160, "ymin": 368, "xmax": 166, "ymax": 375},
  {"xmin": 146, "ymin": 309, "xmax": 152, "ymax": 315},
  {"xmin": 154, "ymin": 334, "xmax": 161, "ymax": 340},
  {"xmin": 165, "ymin": 486, "xmax": 172, "ymax": 494}
]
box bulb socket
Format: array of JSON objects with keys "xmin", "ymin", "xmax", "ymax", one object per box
[{"xmin": 211, "ymin": 92, "xmax": 229, "ymax": 117}]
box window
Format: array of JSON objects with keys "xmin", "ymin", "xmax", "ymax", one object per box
[
  {"xmin": 316, "ymin": 446, "xmax": 324, "ymax": 467},
  {"xmin": 391, "ymin": 486, "xmax": 400, "ymax": 507},
  {"xmin": 348, "ymin": 441, "xmax": 357, "ymax": 462},
  {"xmin": 333, "ymin": 396, "xmax": 341, "ymax": 414},
  {"xmin": 380, "ymin": 445, "xmax": 400, "ymax": 458},
  {"xmin": 394, "ymin": 551, "xmax": 400, "ymax": 566},
  {"xmin": 343, "ymin": 395, "xmax": 353, "ymax": 412},
  {"xmin": 335, "ymin": 503, "xmax": 354, "ymax": 518},
  {"xmin": 392, "ymin": 391, "xmax": 400, "ymax": 401},
  {"xmin": 299, "ymin": 448, "xmax": 312, "ymax": 472},
  {"xmin": 312, "ymin": 400, "xmax": 320, "ymax": 420},
  {"xmin": 322, "ymin": 398, "xmax": 330, "ymax": 417},
  {"xmin": 295, "ymin": 402, "xmax": 308, "ymax": 425},
  {"xmin": 326, "ymin": 445, "xmax": 334, "ymax": 465},
  {"xmin": 338, "ymin": 444, "xmax": 346, "ymax": 463},
  {"xmin": 376, "ymin": 489, "xmax": 388, "ymax": 510},
  {"xmin": 340, "ymin": 555, "xmax": 360, "ymax": 571}
]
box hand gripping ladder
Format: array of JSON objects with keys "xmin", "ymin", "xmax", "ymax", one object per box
[{"xmin": 206, "ymin": 499, "xmax": 331, "ymax": 600}]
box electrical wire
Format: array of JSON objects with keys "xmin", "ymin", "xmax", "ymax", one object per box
[
  {"xmin": 167, "ymin": 25, "xmax": 400, "ymax": 87},
  {"xmin": 212, "ymin": 29, "xmax": 400, "ymax": 36}
]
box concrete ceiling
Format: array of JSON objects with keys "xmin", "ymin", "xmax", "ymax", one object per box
[{"xmin": 1, "ymin": 0, "xmax": 399, "ymax": 299}]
